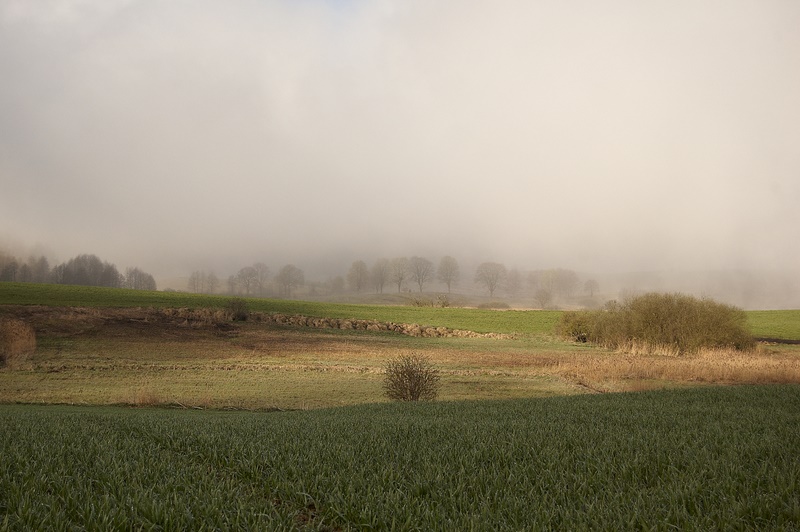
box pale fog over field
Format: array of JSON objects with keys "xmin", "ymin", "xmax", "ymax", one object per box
[{"xmin": 1, "ymin": 1, "xmax": 799, "ymax": 307}]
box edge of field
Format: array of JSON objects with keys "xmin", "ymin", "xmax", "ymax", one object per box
[
  {"xmin": 0, "ymin": 283, "xmax": 559, "ymax": 335},
  {"xmin": 1, "ymin": 282, "xmax": 798, "ymax": 339}
]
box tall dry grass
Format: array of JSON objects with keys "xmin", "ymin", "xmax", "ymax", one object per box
[
  {"xmin": 0, "ymin": 318, "xmax": 36, "ymax": 368},
  {"xmin": 551, "ymin": 345, "xmax": 800, "ymax": 392}
]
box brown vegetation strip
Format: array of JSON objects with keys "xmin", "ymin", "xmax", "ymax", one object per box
[{"xmin": 755, "ymin": 337, "xmax": 800, "ymax": 345}]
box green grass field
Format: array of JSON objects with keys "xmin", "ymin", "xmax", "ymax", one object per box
[
  {"xmin": 0, "ymin": 283, "xmax": 560, "ymax": 335},
  {"xmin": 2, "ymin": 283, "xmax": 799, "ymax": 528},
  {"xmin": 1, "ymin": 282, "xmax": 798, "ymax": 338},
  {"xmin": 746, "ymin": 309, "xmax": 800, "ymax": 340},
  {"xmin": 2, "ymin": 385, "xmax": 799, "ymax": 530},
  {"xmin": 2, "ymin": 282, "xmax": 799, "ymax": 410}
]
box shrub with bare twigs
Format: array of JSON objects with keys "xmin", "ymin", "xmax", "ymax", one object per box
[
  {"xmin": 383, "ymin": 354, "xmax": 441, "ymax": 401},
  {"xmin": 558, "ymin": 292, "xmax": 755, "ymax": 354},
  {"xmin": 226, "ymin": 298, "xmax": 250, "ymax": 321}
]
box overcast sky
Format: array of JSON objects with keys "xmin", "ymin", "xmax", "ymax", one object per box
[{"xmin": 1, "ymin": 0, "xmax": 798, "ymax": 281}]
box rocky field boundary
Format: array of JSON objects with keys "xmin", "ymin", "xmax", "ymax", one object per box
[
  {"xmin": 253, "ymin": 312, "xmax": 514, "ymax": 339},
  {"xmin": 0, "ymin": 306, "xmax": 515, "ymax": 340}
]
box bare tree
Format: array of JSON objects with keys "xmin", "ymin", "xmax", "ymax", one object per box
[
  {"xmin": 409, "ymin": 256, "xmax": 434, "ymax": 292},
  {"xmin": 49, "ymin": 263, "xmax": 64, "ymax": 284},
  {"xmin": 253, "ymin": 263, "xmax": 270, "ymax": 296},
  {"xmin": 123, "ymin": 267, "xmax": 157, "ymax": 290},
  {"xmin": 534, "ymin": 288, "xmax": 553, "ymax": 308},
  {"xmin": 527, "ymin": 271, "xmax": 541, "ymax": 292},
  {"xmin": 236, "ymin": 266, "xmax": 258, "ymax": 296},
  {"xmin": 347, "ymin": 260, "xmax": 369, "ymax": 292},
  {"xmin": 17, "ymin": 263, "xmax": 32, "ymax": 282},
  {"xmin": 326, "ymin": 275, "xmax": 345, "ymax": 294},
  {"xmin": 29, "ymin": 256, "xmax": 50, "ymax": 283},
  {"xmin": 553, "ymin": 269, "xmax": 580, "ymax": 300},
  {"xmin": 529, "ymin": 268, "xmax": 579, "ymax": 301},
  {"xmin": 475, "ymin": 262, "xmax": 507, "ymax": 297},
  {"xmin": 55, "ymin": 254, "xmax": 121, "ymax": 288},
  {"xmin": 584, "ymin": 279, "xmax": 599, "ymax": 298},
  {"xmin": 0, "ymin": 255, "xmax": 18, "ymax": 282},
  {"xmin": 390, "ymin": 257, "xmax": 409, "ymax": 293},
  {"xmin": 371, "ymin": 258, "xmax": 389, "ymax": 294},
  {"xmin": 206, "ymin": 271, "xmax": 220, "ymax": 294},
  {"xmin": 537, "ymin": 270, "xmax": 556, "ymax": 294},
  {"xmin": 436, "ymin": 255, "xmax": 460, "ymax": 293},
  {"xmin": 506, "ymin": 269, "xmax": 522, "ymax": 297},
  {"xmin": 276, "ymin": 264, "xmax": 304, "ymax": 298},
  {"xmin": 188, "ymin": 271, "xmax": 204, "ymax": 293},
  {"xmin": 227, "ymin": 275, "xmax": 238, "ymax": 294},
  {"xmin": 189, "ymin": 270, "xmax": 219, "ymax": 294}
]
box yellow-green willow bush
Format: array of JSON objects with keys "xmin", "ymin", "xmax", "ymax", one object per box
[{"xmin": 559, "ymin": 292, "xmax": 755, "ymax": 354}]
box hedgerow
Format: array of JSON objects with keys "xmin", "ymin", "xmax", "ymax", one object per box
[{"xmin": 558, "ymin": 292, "xmax": 755, "ymax": 354}]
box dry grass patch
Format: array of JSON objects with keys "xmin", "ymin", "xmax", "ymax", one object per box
[
  {"xmin": 549, "ymin": 345, "xmax": 800, "ymax": 392},
  {"xmin": 2, "ymin": 304, "xmax": 799, "ymax": 408},
  {"xmin": 0, "ymin": 318, "xmax": 36, "ymax": 368}
]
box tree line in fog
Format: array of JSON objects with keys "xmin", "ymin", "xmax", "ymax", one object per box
[
  {"xmin": 1, "ymin": 248, "xmax": 601, "ymax": 306},
  {"xmin": 191, "ymin": 255, "xmax": 598, "ymax": 306},
  {"xmin": 0, "ymin": 252, "xmax": 156, "ymax": 291}
]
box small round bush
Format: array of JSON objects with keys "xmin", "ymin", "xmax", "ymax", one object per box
[{"xmin": 383, "ymin": 354, "xmax": 441, "ymax": 401}]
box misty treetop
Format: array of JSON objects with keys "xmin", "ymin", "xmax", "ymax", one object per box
[
  {"xmin": 184, "ymin": 255, "xmax": 594, "ymax": 308},
  {"xmin": 437, "ymin": 255, "xmax": 460, "ymax": 293},
  {"xmin": 347, "ymin": 260, "xmax": 369, "ymax": 292},
  {"xmin": 4, "ymin": 244, "xmax": 598, "ymax": 308},
  {"xmin": 474, "ymin": 262, "xmax": 507, "ymax": 298},
  {"xmin": 122, "ymin": 267, "xmax": 157, "ymax": 291},
  {"xmin": 409, "ymin": 256, "xmax": 434, "ymax": 292},
  {"xmin": 0, "ymin": 253, "xmax": 50, "ymax": 284},
  {"xmin": 0, "ymin": 251, "xmax": 156, "ymax": 291}
]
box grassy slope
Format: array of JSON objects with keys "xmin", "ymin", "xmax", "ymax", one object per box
[
  {"xmin": 2, "ymin": 385, "xmax": 799, "ymax": 529},
  {"xmin": 746, "ymin": 309, "xmax": 800, "ymax": 340},
  {"xmin": 0, "ymin": 283, "xmax": 559, "ymax": 335},
  {"xmin": 3, "ymin": 282, "xmax": 798, "ymax": 338}
]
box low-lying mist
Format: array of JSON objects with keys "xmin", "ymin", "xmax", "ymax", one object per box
[{"xmin": 1, "ymin": 1, "xmax": 798, "ymax": 308}]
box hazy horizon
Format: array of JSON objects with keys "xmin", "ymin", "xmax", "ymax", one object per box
[{"xmin": 2, "ymin": 1, "xmax": 798, "ymax": 294}]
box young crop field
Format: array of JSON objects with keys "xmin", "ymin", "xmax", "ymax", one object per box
[
  {"xmin": 2, "ymin": 385, "xmax": 799, "ymax": 530},
  {"xmin": 2, "ymin": 284, "xmax": 799, "ymax": 528}
]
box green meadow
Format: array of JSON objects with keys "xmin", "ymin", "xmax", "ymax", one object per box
[
  {"xmin": 2, "ymin": 282, "xmax": 800, "ymax": 528},
  {"xmin": 2, "ymin": 386, "xmax": 799, "ymax": 530},
  {"xmin": 1, "ymin": 282, "xmax": 797, "ymax": 338}
]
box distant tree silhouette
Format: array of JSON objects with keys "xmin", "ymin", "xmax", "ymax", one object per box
[
  {"xmin": 371, "ymin": 259, "xmax": 390, "ymax": 294},
  {"xmin": 55, "ymin": 254, "xmax": 121, "ymax": 288},
  {"xmin": 437, "ymin": 256, "xmax": 460, "ymax": 293},
  {"xmin": 475, "ymin": 262, "xmax": 507, "ymax": 297},
  {"xmin": 409, "ymin": 256, "xmax": 434, "ymax": 292},
  {"xmin": 390, "ymin": 257, "xmax": 409, "ymax": 293},
  {"xmin": 123, "ymin": 267, "xmax": 157, "ymax": 290},
  {"xmin": 276, "ymin": 264, "xmax": 304, "ymax": 298},
  {"xmin": 347, "ymin": 260, "xmax": 369, "ymax": 292}
]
